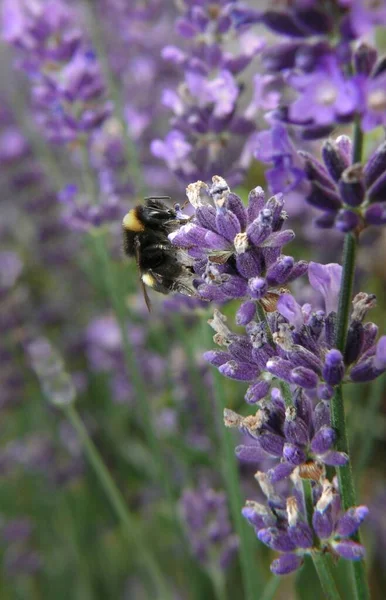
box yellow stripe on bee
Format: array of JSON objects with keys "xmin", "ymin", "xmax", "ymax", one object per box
[
  {"xmin": 122, "ymin": 209, "xmax": 145, "ymax": 232},
  {"xmin": 142, "ymin": 273, "xmax": 156, "ymax": 288}
]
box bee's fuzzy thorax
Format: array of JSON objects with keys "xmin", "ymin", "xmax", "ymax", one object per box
[{"xmin": 122, "ymin": 208, "xmax": 145, "ymax": 232}]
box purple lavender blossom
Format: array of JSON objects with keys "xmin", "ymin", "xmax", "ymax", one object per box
[
  {"xmin": 95, "ymin": 0, "xmax": 184, "ymax": 196},
  {"xmin": 58, "ymin": 184, "xmax": 121, "ymax": 232},
  {"xmin": 180, "ymin": 484, "xmax": 238, "ymax": 570},
  {"xmin": 299, "ymin": 135, "xmax": 386, "ymax": 230},
  {"xmin": 243, "ymin": 472, "xmax": 368, "ymax": 575},
  {"xmin": 226, "ymin": 386, "xmax": 348, "ymax": 482},
  {"xmin": 288, "ymin": 57, "xmax": 359, "ymax": 127},
  {"xmin": 170, "ymin": 176, "xmax": 307, "ymax": 304},
  {"xmin": 151, "ymin": 2, "xmax": 264, "ymax": 185},
  {"xmin": 2, "ymin": 0, "xmax": 110, "ymax": 144},
  {"xmin": 254, "ymin": 123, "xmax": 311, "ymax": 216},
  {"xmin": 203, "ymin": 270, "xmax": 385, "ymax": 430},
  {"xmin": 256, "ymin": 2, "xmax": 386, "ymax": 137}
]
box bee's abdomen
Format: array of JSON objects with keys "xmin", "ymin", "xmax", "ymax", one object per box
[{"xmin": 122, "ymin": 228, "xmax": 138, "ymax": 256}]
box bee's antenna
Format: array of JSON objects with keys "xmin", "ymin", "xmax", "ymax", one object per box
[{"xmin": 144, "ymin": 195, "xmax": 171, "ymax": 201}]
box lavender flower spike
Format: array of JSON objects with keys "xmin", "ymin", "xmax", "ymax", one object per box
[
  {"xmin": 243, "ymin": 475, "xmax": 368, "ymax": 576},
  {"xmin": 170, "ymin": 176, "xmax": 306, "ymax": 306},
  {"xmin": 179, "ymin": 484, "xmax": 238, "ymax": 570}
]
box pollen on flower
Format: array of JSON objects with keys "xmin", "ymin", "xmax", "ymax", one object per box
[{"xmin": 234, "ymin": 232, "xmax": 249, "ymax": 254}]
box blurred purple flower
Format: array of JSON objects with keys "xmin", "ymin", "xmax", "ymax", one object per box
[
  {"xmin": 288, "ymin": 57, "xmax": 359, "ymax": 126},
  {"xmin": 151, "ymin": 1, "xmax": 264, "ymax": 185},
  {"xmin": 180, "ymin": 484, "xmax": 239, "ymax": 570}
]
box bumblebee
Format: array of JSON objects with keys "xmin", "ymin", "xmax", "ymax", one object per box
[{"xmin": 122, "ymin": 197, "xmax": 197, "ymax": 309}]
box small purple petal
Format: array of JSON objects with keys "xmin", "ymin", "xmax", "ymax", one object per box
[
  {"xmin": 270, "ymin": 553, "xmax": 303, "ymax": 575},
  {"xmin": 288, "ymin": 522, "xmax": 313, "ymax": 549},
  {"xmin": 216, "ymin": 207, "xmax": 241, "ymax": 242},
  {"xmin": 219, "ymin": 360, "xmax": 257, "ymax": 381},
  {"xmin": 266, "ymin": 357, "xmax": 294, "ymax": 383},
  {"xmin": 262, "ymin": 230, "xmax": 295, "ymax": 248},
  {"xmin": 321, "ymin": 450, "xmax": 349, "ymax": 466},
  {"xmin": 374, "ymin": 336, "xmax": 386, "ymax": 370},
  {"xmin": 227, "ymin": 193, "xmax": 248, "ymax": 231},
  {"xmin": 267, "ymin": 462, "xmax": 296, "ymax": 482},
  {"xmin": 283, "ymin": 443, "xmax": 307, "ymax": 466},
  {"xmin": 277, "ymin": 294, "xmax": 304, "ymax": 328},
  {"xmin": 266, "ymin": 255, "xmax": 294, "ymax": 285},
  {"xmin": 311, "ymin": 426, "xmax": 336, "ymax": 455},
  {"xmin": 236, "ymin": 301, "xmax": 256, "ymax": 325},
  {"xmin": 244, "ymin": 380, "xmax": 270, "ymax": 404},
  {"xmin": 312, "ymin": 510, "xmax": 334, "ymax": 539},
  {"xmin": 284, "ymin": 410, "xmax": 309, "ymax": 445},
  {"xmin": 313, "ymin": 400, "xmax": 331, "ymax": 431},
  {"xmin": 195, "ymin": 205, "xmax": 217, "ymax": 231},
  {"xmin": 365, "ymin": 203, "xmax": 386, "ymax": 226},
  {"xmin": 322, "ymin": 349, "xmax": 345, "ymax": 386},
  {"xmin": 222, "ymin": 275, "xmax": 248, "ymax": 299},
  {"xmin": 203, "ymin": 350, "xmax": 232, "ymax": 367},
  {"xmin": 350, "ymin": 358, "xmax": 382, "ymax": 383},
  {"xmin": 333, "ymin": 540, "xmax": 366, "ymax": 561},
  {"xmin": 242, "ymin": 506, "xmax": 266, "ymax": 529},
  {"xmin": 247, "ymin": 187, "xmax": 266, "ymax": 222},
  {"xmin": 248, "ymin": 277, "xmax": 268, "ymax": 300},
  {"xmin": 335, "ymin": 209, "xmax": 360, "ymax": 233},
  {"xmin": 259, "ymin": 432, "xmax": 285, "ymax": 457},
  {"xmin": 257, "ymin": 528, "xmax": 296, "ymax": 552},
  {"xmin": 364, "ymin": 140, "xmax": 386, "ymax": 187},
  {"xmin": 291, "ymin": 366, "xmax": 319, "ymax": 389},
  {"xmin": 236, "ymin": 444, "xmax": 268, "ymax": 463},
  {"xmin": 308, "ymin": 262, "xmax": 342, "ymax": 315},
  {"xmin": 336, "ymin": 506, "xmax": 369, "ymax": 537},
  {"xmin": 322, "ymin": 140, "xmax": 347, "ymax": 182}
]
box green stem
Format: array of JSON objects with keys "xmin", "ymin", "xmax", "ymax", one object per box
[
  {"xmin": 329, "ymin": 121, "xmax": 370, "ymax": 600},
  {"xmin": 81, "ymin": 143, "xmax": 99, "ymax": 203},
  {"xmin": 209, "ymin": 568, "xmax": 227, "ymax": 600},
  {"xmin": 335, "ymin": 233, "xmax": 357, "ymax": 353},
  {"xmin": 352, "ymin": 116, "xmax": 364, "ymax": 164},
  {"xmin": 279, "ymin": 381, "xmax": 293, "ymax": 408},
  {"xmin": 260, "ymin": 576, "xmax": 281, "ymax": 600},
  {"xmin": 311, "ymin": 552, "xmax": 342, "ymax": 600},
  {"xmin": 64, "ymin": 404, "xmax": 171, "ymax": 599},
  {"xmin": 211, "ymin": 367, "xmax": 265, "ymax": 600},
  {"xmin": 256, "ymin": 302, "xmax": 274, "ymax": 345},
  {"xmin": 302, "ymin": 480, "xmax": 341, "ymax": 599},
  {"xmin": 84, "ymin": 0, "xmax": 146, "ymax": 196}
]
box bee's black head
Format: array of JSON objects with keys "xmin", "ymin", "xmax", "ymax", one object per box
[{"xmin": 140, "ymin": 197, "xmax": 176, "ymax": 228}]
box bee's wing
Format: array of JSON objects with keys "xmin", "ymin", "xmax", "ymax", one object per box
[{"xmin": 134, "ymin": 237, "xmax": 152, "ymax": 312}]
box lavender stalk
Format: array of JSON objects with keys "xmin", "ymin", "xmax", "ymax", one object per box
[
  {"xmin": 64, "ymin": 404, "xmax": 171, "ymax": 598},
  {"xmin": 27, "ymin": 338, "xmax": 170, "ymax": 597},
  {"xmin": 330, "ymin": 122, "xmax": 370, "ymax": 600}
]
